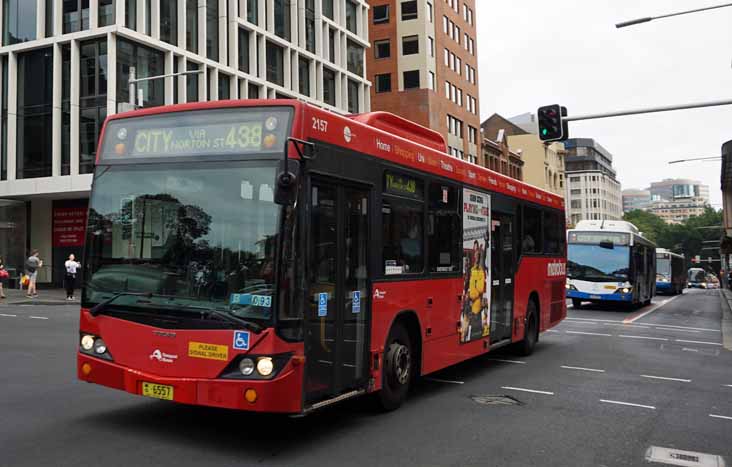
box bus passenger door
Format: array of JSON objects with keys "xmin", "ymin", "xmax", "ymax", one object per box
[
  {"xmin": 490, "ymin": 213, "xmax": 514, "ymax": 343},
  {"xmin": 304, "ymin": 179, "xmax": 371, "ymax": 405}
]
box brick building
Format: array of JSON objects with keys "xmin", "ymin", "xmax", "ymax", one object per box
[
  {"xmin": 482, "ymin": 131, "xmax": 523, "ymax": 181},
  {"xmin": 367, "ymin": 0, "xmax": 481, "ymax": 164}
]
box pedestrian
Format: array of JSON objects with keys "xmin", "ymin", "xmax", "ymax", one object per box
[
  {"xmin": 25, "ymin": 249, "xmax": 42, "ymax": 299},
  {"xmin": 64, "ymin": 254, "xmax": 81, "ymax": 300},
  {"xmin": 0, "ymin": 256, "xmax": 8, "ymax": 299}
]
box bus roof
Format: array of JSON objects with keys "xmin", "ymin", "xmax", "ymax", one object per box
[
  {"xmin": 656, "ymin": 248, "xmax": 684, "ymax": 259},
  {"xmin": 102, "ymin": 99, "xmax": 564, "ymax": 211},
  {"xmin": 574, "ymin": 220, "xmax": 639, "ymax": 234}
]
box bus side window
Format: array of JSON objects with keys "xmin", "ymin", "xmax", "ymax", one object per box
[
  {"xmin": 543, "ymin": 210, "xmax": 563, "ymax": 255},
  {"xmin": 427, "ymin": 183, "xmax": 460, "ymax": 273},
  {"xmin": 522, "ymin": 206, "xmax": 543, "ymax": 254},
  {"xmin": 382, "ymin": 197, "xmax": 424, "ymax": 275}
]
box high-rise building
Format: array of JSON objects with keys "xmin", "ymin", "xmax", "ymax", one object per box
[
  {"xmin": 367, "ymin": 0, "xmax": 481, "ymax": 164},
  {"xmin": 0, "ymin": 0, "xmax": 370, "ymax": 286},
  {"xmin": 564, "ymin": 138, "xmax": 622, "ymax": 226},
  {"xmin": 622, "ymin": 189, "xmax": 651, "ymax": 213},
  {"xmin": 648, "ymin": 178, "xmax": 710, "ymax": 204}
]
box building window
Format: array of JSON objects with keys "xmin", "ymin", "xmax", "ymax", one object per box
[
  {"xmin": 299, "ymin": 57, "xmax": 311, "ymax": 96},
  {"xmin": 218, "ymin": 74, "xmax": 230, "ymax": 100},
  {"xmin": 3, "ymin": 0, "xmax": 37, "ymax": 44},
  {"xmin": 45, "ymin": 0, "xmax": 55, "ymax": 37},
  {"xmin": 206, "ymin": 0, "xmax": 219, "ymax": 60},
  {"xmin": 373, "ymin": 4, "xmax": 389, "ymax": 24},
  {"xmin": 117, "ymin": 38, "xmax": 165, "ymax": 109},
  {"xmin": 160, "ymin": 0, "xmax": 177, "ymax": 45},
  {"xmin": 322, "ymin": 0, "xmax": 333, "ymax": 20},
  {"xmin": 426, "ymin": 3, "xmax": 433, "ymax": 22},
  {"xmin": 402, "ymin": 35, "xmax": 419, "ymax": 55},
  {"xmin": 375, "ymin": 73, "xmax": 391, "ymax": 93},
  {"xmin": 345, "ymin": 1, "xmax": 357, "ymax": 33},
  {"xmin": 428, "ymin": 36, "xmax": 434, "ymax": 57},
  {"xmin": 248, "ymin": 82, "xmax": 260, "ymax": 99},
  {"xmin": 186, "ymin": 61, "xmax": 199, "ymax": 102},
  {"xmin": 266, "ymin": 41, "xmax": 284, "ymax": 86},
  {"xmin": 125, "ymin": 0, "xmax": 137, "ymax": 29},
  {"xmin": 16, "ymin": 48, "xmax": 53, "ymax": 179},
  {"xmin": 347, "ymin": 40, "xmax": 364, "ymax": 76},
  {"xmin": 428, "ymin": 71, "xmax": 435, "ymax": 91},
  {"xmin": 62, "ymin": 0, "xmax": 90, "ymax": 34},
  {"xmin": 401, "ymin": 1, "xmax": 417, "ymax": 20},
  {"xmin": 247, "ymin": 0, "xmax": 258, "ymax": 25},
  {"xmin": 98, "ymin": 0, "xmax": 114, "ymax": 27},
  {"xmin": 347, "ymin": 79, "xmax": 359, "ymax": 114},
  {"xmin": 328, "ymin": 28, "xmax": 336, "ymax": 63},
  {"xmin": 60, "ymin": 47, "xmax": 70, "ymax": 175},
  {"xmin": 274, "ymin": 0, "xmax": 290, "ymax": 40},
  {"xmin": 374, "ymin": 39, "xmax": 390, "ymax": 59},
  {"xmin": 323, "ymin": 68, "xmax": 336, "ymax": 106},
  {"xmin": 403, "ymin": 70, "xmax": 419, "ymax": 89},
  {"xmin": 305, "ymin": 0, "xmax": 315, "ymax": 52},
  {"xmin": 238, "ymin": 29, "xmax": 250, "ymax": 73}
]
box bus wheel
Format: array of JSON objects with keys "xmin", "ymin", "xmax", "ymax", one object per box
[
  {"xmin": 571, "ymin": 299, "xmax": 582, "ymax": 309},
  {"xmin": 516, "ymin": 301, "xmax": 539, "ymax": 356},
  {"xmin": 378, "ymin": 324, "xmax": 412, "ymax": 411}
]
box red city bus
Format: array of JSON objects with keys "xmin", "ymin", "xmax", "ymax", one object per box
[{"xmin": 77, "ymin": 99, "xmax": 566, "ymax": 414}]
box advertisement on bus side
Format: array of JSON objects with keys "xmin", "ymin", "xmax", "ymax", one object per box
[{"xmin": 460, "ymin": 188, "xmax": 491, "ymax": 344}]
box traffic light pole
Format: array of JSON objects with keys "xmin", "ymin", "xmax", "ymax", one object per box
[{"xmin": 564, "ymin": 98, "xmax": 732, "ymax": 122}]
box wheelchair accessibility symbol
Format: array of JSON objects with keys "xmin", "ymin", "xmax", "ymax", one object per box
[{"xmin": 233, "ymin": 330, "xmax": 250, "ymax": 350}]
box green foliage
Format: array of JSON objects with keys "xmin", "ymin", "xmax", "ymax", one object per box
[{"xmin": 623, "ymin": 207, "xmax": 722, "ymax": 271}]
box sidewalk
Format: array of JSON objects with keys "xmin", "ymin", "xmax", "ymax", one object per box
[
  {"xmin": 718, "ymin": 289, "xmax": 732, "ymax": 351},
  {"xmin": 0, "ymin": 287, "xmax": 78, "ymax": 306}
]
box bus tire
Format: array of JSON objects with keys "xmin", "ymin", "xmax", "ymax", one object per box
[
  {"xmin": 378, "ymin": 323, "xmax": 413, "ymax": 411},
  {"xmin": 516, "ymin": 300, "xmax": 539, "ymax": 357},
  {"xmin": 571, "ymin": 298, "xmax": 582, "ymax": 309}
]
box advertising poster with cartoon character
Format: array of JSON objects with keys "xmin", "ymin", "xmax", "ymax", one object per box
[{"xmin": 460, "ymin": 188, "xmax": 491, "ymax": 344}]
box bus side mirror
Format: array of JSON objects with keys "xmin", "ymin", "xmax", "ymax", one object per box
[{"xmin": 274, "ymin": 160, "xmax": 300, "ymax": 206}]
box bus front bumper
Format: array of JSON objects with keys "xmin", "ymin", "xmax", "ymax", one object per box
[
  {"xmin": 77, "ymin": 353, "xmax": 303, "ymax": 413},
  {"xmin": 567, "ymin": 290, "xmax": 632, "ymax": 302}
]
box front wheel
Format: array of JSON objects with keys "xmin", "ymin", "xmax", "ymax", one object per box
[
  {"xmin": 571, "ymin": 298, "xmax": 582, "ymax": 309},
  {"xmin": 516, "ymin": 301, "xmax": 539, "ymax": 356},
  {"xmin": 378, "ymin": 324, "xmax": 413, "ymax": 411}
]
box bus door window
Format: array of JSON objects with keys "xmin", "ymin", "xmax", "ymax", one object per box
[{"xmin": 522, "ymin": 206, "xmax": 543, "ymax": 254}]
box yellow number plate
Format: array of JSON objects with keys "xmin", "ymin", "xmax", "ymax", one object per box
[{"xmin": 141, "ymin": 382, "xmax": 174, "ymax": 401}]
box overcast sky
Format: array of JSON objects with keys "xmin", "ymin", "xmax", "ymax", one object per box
[{"xmin": 476, "ymin": 0, "xmax": 732, "ymax": 207}]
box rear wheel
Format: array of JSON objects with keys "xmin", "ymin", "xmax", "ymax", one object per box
[
  {"xmin": 571, "ymin": 298, "xmax": 582, "ymax": 309},
  {"xmin": 516, "ymin": 300, "xmax": 539, "ymax": 356},
  {"xmin": 378, "ymin": 323, "xmax": 413, "ymax": 411}
]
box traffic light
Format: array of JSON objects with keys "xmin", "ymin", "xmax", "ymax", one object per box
[{"xmin": 537, "ymin": 105, "xmax": 567, "ymax": 142}]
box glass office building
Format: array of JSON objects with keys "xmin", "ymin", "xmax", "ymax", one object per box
[{"xmin": 0, "ymin": 0, "xmax": 370, "ymax": 285}]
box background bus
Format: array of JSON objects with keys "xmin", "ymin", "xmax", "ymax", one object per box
[
  {"xmin": 567, "ymin": 220, "xmax": 656, "ymax": 308},
  {"xmin": 687, "ymin": 267, "xmax": 708, "ymax": 288},
  {"xmin": 77, "ymin": 100, "xmax": 567, "ymax": 414},
  {"xmin": 655, "ymin": 249, "xmax": 685, "ymax": 295}
]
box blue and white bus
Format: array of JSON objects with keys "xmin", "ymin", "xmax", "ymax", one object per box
[
  {"xmin": 656, "ymin": 249, "xmax": 685, "ymax": 294},
  {"xmin": 567, "ymin": 220, "xmax": 656, "ymax": 308}
]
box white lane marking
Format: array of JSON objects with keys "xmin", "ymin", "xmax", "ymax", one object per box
[
  {"xmin": 654, "ymin": 327, "xmax": 700, "ymax": 334},
  {"xmin": 424, "ymin": 377, "xmax": 464, "ymax": 385},
  {"xmin": 603, "ymin": 322, "xmax": 650, "ymax": 329},
  {"xmin": 545, "ymin": 329, "xmax": 560, "ymax": 333},
  {"xmin": 29, "ymin": 316, "xmax": 49, "ymax": 320},
  {"xmin": 618, "ymin": 334, "xmax": 669, "ymax": 341},
  {"xmin": 487, "ymin": 358, "xmax": 526, "ymax": 364},
  {"xmin": 566, "ymin": 331, "xmax": 612, "ymax": 337},
  {"xmin": 600, "ymin": 399, "xmax": 656, "ymax": 410},
  {"xmin": 709, "ymin": 414, "xmax": 732, "ymax": 420},
  {"xmin": 501, "ymin": 386, "xmax": 554, "ymax": 395},
  {"xmin": 639, "ymin": 323, "xmax": 720, "ymax": 333},
  {"xmin": 560, "ymin": 365, "xmax": 605, "ymax": 373},
  {"xmin": 566, "ymin": 317, "xmax": 625, "ymax": 324},
  {"xmin": 0, "ymin": 313, "xmax": 17, "ymax": 317},
  {"xmin": 675, "ymin": 339, "xmax": 723, "ymax": 346},
  {"xmin": 723, "ymin": 384, "xmax": 732, "ymax": 388},
  {"xmin": 682, "ymin": 348, "xmax": 699, "ymax": 352},
  {"xmin": 623, "ymin": 295, "xmax": 680, "ymax": 324},
  {"xmin": 640, "ymin": 374, "xmax": 691, "ymax": 383}
]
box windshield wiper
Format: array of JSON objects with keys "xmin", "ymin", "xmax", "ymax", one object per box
[
  {"xmin": 89, "ymin": 291, "xmax": 155, "ymax": 316},
  {"xmin": 204, "ymin": 308, "xmax": 264, "ymax": 334}
]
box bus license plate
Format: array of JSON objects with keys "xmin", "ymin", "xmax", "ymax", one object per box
[{"xmin": 141, "ymin": 382, "xmax": 174, "ymax": 401}]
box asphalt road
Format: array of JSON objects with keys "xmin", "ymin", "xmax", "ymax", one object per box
[{"xmin": 1, "ymin": 289, "xmax": 730, "ymax": 467}]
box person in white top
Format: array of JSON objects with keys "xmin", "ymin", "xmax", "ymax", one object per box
[{"xmin": 64, "ymin": 254, "xmax": 81, "ymax": 301}]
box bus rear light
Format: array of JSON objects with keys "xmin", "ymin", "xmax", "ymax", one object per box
[{"xmin": 244, "ymin": 389, "xmax": 258, "ymax": 404}]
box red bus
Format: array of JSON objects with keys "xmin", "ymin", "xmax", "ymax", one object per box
[{"xmin": 77, "ymin": 100, "xmax": 567, "ymax": 413}]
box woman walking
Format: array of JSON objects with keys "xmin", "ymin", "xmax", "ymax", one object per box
[
  {"xmin": 64, "ymin": 254, "xmax": 81, "ymax": 300},
  {"xmin": 0, "ymin": 256, "xmax": 8, "ymax": 299}
]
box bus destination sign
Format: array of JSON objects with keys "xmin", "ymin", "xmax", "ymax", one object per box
[
  {"xmin": 568, "ymin": 231, "xmax": 630, "ymax": 246},
  {"xmin": 101, "ymin": 108, "xmax": 292, "ymax": 160}
]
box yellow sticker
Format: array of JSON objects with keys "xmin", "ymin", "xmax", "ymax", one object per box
[
  {"xmin": 604, "ymin": 285, "xmax": 617, "ymax": 290},
  {"xmin": 188, "ymin": 341, "xmax": 229, "ymax": 361}
]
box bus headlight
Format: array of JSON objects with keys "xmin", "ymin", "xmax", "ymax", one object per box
[
  {"xmin": 621, "ymin": 288, "xmax": 630, "ymax": 294},
  {"xmin": 257, "ymin": 357, "xmax": 274, "ymax": 376},
  {"xmin": 93, "ymin": 338, "xmax": 108, "ymax": 355},
  {"xmin": 81, "ymin": 335, "xmax": 95, "ymax": 351},
  {"xmin": 239, "ymin": 358, "xmax": 255, "ymax": 376}
]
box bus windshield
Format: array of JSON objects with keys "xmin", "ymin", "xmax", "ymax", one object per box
[
  {"xmin": 82, "ymin": 161, "xmax": 280, "ymax": 326},
  {"xmin": 657, "ymin": 257, "xmax": 671, "ymax": 276},
  {"xmin": 567, "ymin": 244, "xmax": 630, "ymax": 282}
]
